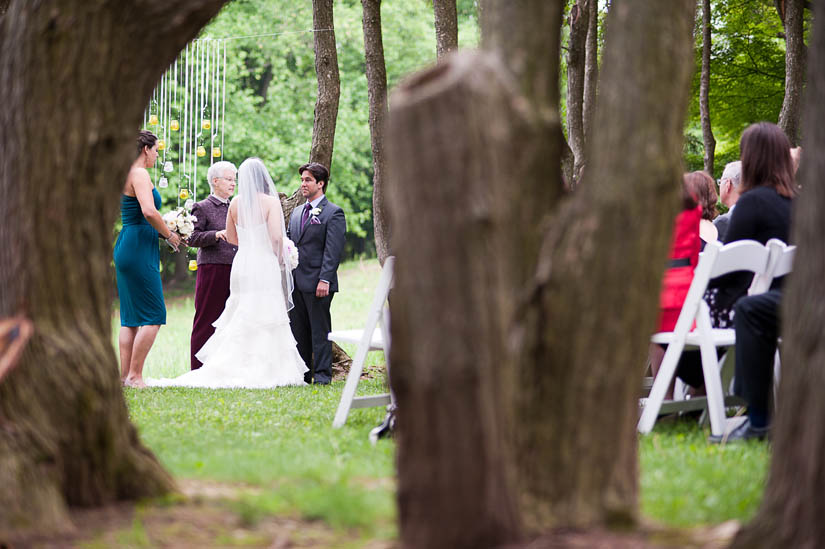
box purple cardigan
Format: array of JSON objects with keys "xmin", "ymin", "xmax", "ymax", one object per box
[{"xmin": 188, "ymin": 195, "xmax": 237, "ymax": 265}]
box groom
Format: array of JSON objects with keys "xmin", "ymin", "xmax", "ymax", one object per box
[{"xmin": 287, "ymin": 162, "xmax": 346, "ymax": 385}]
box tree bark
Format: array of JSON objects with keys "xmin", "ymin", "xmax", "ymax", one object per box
[
  {"xmin": 0, "ymin": 0, "xmax": 228, "ymax": 537},
  {"xmin": 503, "ymin": 0, "xmax": 696, "ymax": 530},
  {"xmin": 388, "ymin": 52, "xmax": 524, "ymax": 549},
  {"xmin": 700, "ymin": 0, "xmax": 716, "ymax": 175},
  {"xmin": 582, "ymin": 0, "xmax": 599, "ymax": 144},
  {"xmin": 566, "ymin": 0, "xmax": 589, "ymax": 186},
  {"xmin": 433, "ymin": 0, "xmax": 459, "ymax": 59},
  {"xmin": 309, "ymin": 0, "xmax": 340, "ymax": 172},
  {"xmin": 777, "ymin": 0, "xmax": 806, "ymax": 145},
  {"xmin": 362, "ymin": 0, "xmax": 391, "ymax": 264},
  {"xmin": 731, "ymin": 8, "xmax": 825, "ymax": 548}
]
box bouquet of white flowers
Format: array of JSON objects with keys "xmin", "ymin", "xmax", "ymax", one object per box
[
  {"xmin": 284, "ymin": 237, "xmax": 299, "ymax": 270},
  {"xmin": 162, "ymin": 206, "xmax": 198, "ymax": 238}
]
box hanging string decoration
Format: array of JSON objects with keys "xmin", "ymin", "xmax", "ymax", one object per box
[{"xmin": 143, "ymin": 38, "xmax": 228, "ymax": 207}]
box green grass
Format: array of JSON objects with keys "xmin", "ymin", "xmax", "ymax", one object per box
[
  {"xmin": 640, "ymin": 419, "xmax": 769, "ymax": 527},
  {"xmin": 118, "ymin": 258, "xmax": 770, "ymax": 539}
]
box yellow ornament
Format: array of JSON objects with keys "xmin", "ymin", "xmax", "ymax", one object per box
[
  {"xmin": 196, "ymin": 146, "xmax": 206, "ymax": 157},
  {"xmin": 212, "ymin": 147, "xmax": 221, "ymax": 158},
  {"xmin": 202, "ymin": 119, "xmax": 211, "ymax": 130},
  {"xmin": 179, "ymin": 188, "xmax": 190, "ymax": 200},
  {"xmin": 157, "ymin": 140, "xmax": 165, "ymax": 151},
  {"xmin": 188, "ymin": 260, "xmax": 198, "ymax": 271},
  {"xmin": 148, "ymin": 115, "xmax": 159, "ymax": 125},
  {"xmin": 170, "ymin": 120, "xmax": 180, "ymax": 131}
]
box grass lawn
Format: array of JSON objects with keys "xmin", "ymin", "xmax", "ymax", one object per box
[{"xmin": 111, "ymin": 258, "xmax": 770, "ymax": 546}]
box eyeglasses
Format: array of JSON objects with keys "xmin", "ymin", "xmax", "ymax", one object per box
[{"xmin": 217, "ymin": 176, "xmax": 236, "ymax": 183}]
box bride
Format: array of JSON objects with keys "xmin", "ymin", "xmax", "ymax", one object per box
[{"xmin": 149, "ymin": 158, "xmax": 308, "ymax": 388}]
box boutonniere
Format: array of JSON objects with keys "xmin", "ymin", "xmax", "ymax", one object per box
[{"xmin": 310, "ymin": 206, "xmax": 322, "ymax": 217}]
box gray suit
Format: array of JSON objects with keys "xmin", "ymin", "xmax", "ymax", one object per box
[
  {"xmin": 286, "ymin": 196, "xmax": 346, "ymax": 384},
  {"xmin": 713, "ymin": 207, "xmax": 734, "ymax": 242}
]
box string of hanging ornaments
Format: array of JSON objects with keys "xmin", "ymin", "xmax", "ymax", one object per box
[
  {"xmin": 144, "ymin": 38, "xmax": 227, "ymax": 272},
  {"xmin": 143, "ymin": 29, "xmax": 333, "ymax": 272}
]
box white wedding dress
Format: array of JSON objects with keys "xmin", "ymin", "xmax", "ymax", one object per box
[{"xmin": 148, "ymin": 159, "xmax": 307, "ymax": 389}]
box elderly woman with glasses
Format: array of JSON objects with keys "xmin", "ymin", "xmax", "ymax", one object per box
[{"xmin": 187, "ymin": 160, "xmax": 238, "ymax": 370}]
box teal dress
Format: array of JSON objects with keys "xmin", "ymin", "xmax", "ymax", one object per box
[{"xmin": 114, "ymin": 189, "xmax": 166, "ymax": 326}]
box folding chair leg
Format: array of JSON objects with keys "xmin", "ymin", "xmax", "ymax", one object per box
[
  {"xmin": 638, "ymin": 340, "xmax": 686, "ymax": 434},
  {"xmin": 696, "ymin": 306, "xmax": 726, "ymax": 437}
]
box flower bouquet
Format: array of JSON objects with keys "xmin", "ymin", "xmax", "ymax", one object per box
[
  {"xmin": 284, "ymin": 237, "xmax": 299, "ymax": 270},
  {"xmin": 162, "ymin": 206, "xmax": 197, "ymax": 239}
]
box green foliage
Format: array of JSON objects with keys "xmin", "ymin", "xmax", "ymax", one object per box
[{"xmin": 684, "ymin": 0, "xmax": 811, "ymax": 177}]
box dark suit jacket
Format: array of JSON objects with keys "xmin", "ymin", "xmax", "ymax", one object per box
[
  {"xmin": 188, "ymin": 195, "xmax": 238, "ymax": 265},
  {"xmin": 287, "ymin": 196, "xmax": 346, "ymax": 293}
]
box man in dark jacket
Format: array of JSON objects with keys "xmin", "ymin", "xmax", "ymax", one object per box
[{"xmin": 286, "ymin": 162, "xmax": 346, "ymax": 385}]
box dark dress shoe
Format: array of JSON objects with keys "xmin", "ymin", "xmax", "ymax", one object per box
[
  {"xmin": 313, "ymin": 378, "xmax": 331, "ymax": 386},
  {"xmin": 709, "ymin": 419, "xmax": 769, "ymax": 444}
]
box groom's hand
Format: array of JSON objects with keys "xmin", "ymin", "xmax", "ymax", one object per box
[{"xmin": 315, "ymin": 280, "xmax": 330, "ymax": 298}]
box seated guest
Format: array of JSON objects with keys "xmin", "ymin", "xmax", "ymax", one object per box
[
  {"xmin": 648, "ymin": 173, "xmax": 703, "ymax": 398},
  {"xmin": 713, "ymin": 161, "xmax": 742, "ymax": 242},
  {"xmin": 692, "ymin": 170, "xmax": 719, "ymax": 247},
  {"xmin": 709, "ymin": 122, "xmax": 796, "ymax": 443}
]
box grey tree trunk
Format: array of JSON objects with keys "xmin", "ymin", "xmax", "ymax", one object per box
[
  {"xmin": 361, "ymin": 0, "xmax": 391, "ymax": 263},
  {"xmin": 700, "ymin": 0, "xmax": 716, "ymax": 175},
  {"xmin": 732, "ymin": 7, "xmax": 825, "ymax": 548},
  {"xmin": 582, "ymin": 0, "xmax": 599, "ymax": 143},
  {"xmin": 0, "ymin": 0, "xmax": 228, "ymax": 537},
  {"xmin": 777, "ymin": 0, "xmax": 806, "ymax": 146},
  {"xmin": 433, "ymin": 0, "xmax": 459, "ymax": 59},
  {"xmin": 566, "ymin": 0, "xmax": 590, "ymax": 186},
  {"xmin": 389, "ymin": 0, "xmax": 696, "ymax": 545},
  {"xmin": 309, "ymin": 0, "xmax": 340, "ymax": 172}
]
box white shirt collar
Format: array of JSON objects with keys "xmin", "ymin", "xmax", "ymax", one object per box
[
  {"xmin": 307, "ymin": 195, "xmax": 324, "ymax": 209},
  {"xmin": 211, "ymin": 193, "xmax": 230, "ymax": 204}
]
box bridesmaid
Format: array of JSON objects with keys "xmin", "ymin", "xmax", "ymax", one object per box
[{"xmin": 114, "ymin": 130, "xmax": 181, "ymax": 388}]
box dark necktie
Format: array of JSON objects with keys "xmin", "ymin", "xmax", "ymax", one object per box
[{"xmin": 300, "ymin": 202, "xmax": 312, "ymax": 230}]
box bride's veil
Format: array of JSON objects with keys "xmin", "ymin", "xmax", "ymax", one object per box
[{"xmin": 236, "ymin": 158, "xmax": 295, "ymax": 311}]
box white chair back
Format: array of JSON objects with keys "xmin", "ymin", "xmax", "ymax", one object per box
[{"xmin": 749, "ymin": 239, "xmax": 795, "ymax": 295}]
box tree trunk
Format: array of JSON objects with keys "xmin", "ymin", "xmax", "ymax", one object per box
[
  {"xmin": 566, "ymin": 0, "xmax": 589, "ymax": 186},
  {"xmin": 582, "ymin": 0, "xmax": 599, "ymax": 144},
  {"xmin": 362, "ymin": 0, "xmax": 391, "ymax": 264},
  {"xmin": 487, "ymin": 0, "xmax": 696, "ymax": 531},
  {"xmin": 309, "ymin": 0, "xmax": 340, "ymax": 172},
  {"xmin": 433, "ymin": 0, "xmax": 459, "ymax": 59},
  {"xmin": 388, "ymin": 52, "xmax": 524, "ymax": 549},
  {"xmin": 0, "ymin": 0, "xmax": 228, "ymax": 537},
  {"xmin": 777, "ymin": 0, "xmax": 806, "ymax": 145},
  {"xmin": 700, "ymin": 0, "xmax": 716, "ymax": 175},
  {"xmin": 731, "ymin": 8, "xmax": 825, "ymax": 548}
]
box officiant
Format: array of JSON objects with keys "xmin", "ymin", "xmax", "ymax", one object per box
[{"xmin": 187, "ymin": 161, "xmax": 238, "ymax": 370}]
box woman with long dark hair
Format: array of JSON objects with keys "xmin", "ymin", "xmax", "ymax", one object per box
[{"xmin": 708, "ymin": 122, "xmax": 796, "ymax": 442}]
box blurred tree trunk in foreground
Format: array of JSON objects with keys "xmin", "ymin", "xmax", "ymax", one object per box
[
  {"xmin": 732, "ymin": 5, "xmax": 825, "ymax": 547},
  {"xmin": 361, "ymin": 0, "xmax": 391, "ymax": 263},
  {"xmin": 0, "ymin": 0, "xmax": 228, "ymax": 538},
  {"xmin": 388, "ymin": 0, "xmax": 696, "ymax": 546}
]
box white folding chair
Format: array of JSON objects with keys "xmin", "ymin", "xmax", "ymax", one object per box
[
  {"xmin": 330, "ymin": 257, "xmax": 394, "ymax": 428},
  {"xmin": 639, "ymin": 240, "xmax": 772, "ymax": 437},
  {"xmin": 755, "ymin": 239, "xmax": 795, "ymax": 402}
]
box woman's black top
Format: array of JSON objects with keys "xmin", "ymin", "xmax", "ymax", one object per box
[{"xmin": 710, "ymin": 185, "xmax": 793, "ymax": 316}]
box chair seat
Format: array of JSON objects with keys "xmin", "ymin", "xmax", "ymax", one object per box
[
  {"xmin": 651, "ymin": 328, "xmax": 736, "ymax": 348},
  {"xmin": 328, "ymin": 328, "xmax": 384, "ymax": 350}
]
